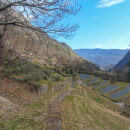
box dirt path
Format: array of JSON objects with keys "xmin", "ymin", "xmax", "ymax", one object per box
[{"xmin": 43, "ymin": 91, "xmax": 72, "ymax": 130}]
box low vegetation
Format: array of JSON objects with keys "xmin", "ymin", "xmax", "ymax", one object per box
[
  {"xmin": 0, "ymin": 65, "xmax": 130, "ymax": 130},
  {"xmin": 1, "ymin": 58, "xmax": 73, "ymax": 84},
  {"xmin": 61, "ymin": 85, "xmax": 130, "ymax": 130}
]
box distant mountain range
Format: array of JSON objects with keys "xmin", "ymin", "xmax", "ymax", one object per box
[
  {"xmin": 74, "ymin": 49, "xmax": 129, "ymax": 68},
  {"xmin": 115, "ymin": 50, "xmax": 130, "ymax": 68}
]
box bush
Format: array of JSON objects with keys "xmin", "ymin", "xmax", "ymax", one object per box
[
  {"xmin": 51, "ymin": 73, "xmax": 61, "ymax": 81},
  {"xmin": 54, "ymin": 75, "xmax": 60, "ymax": 81},
  {"xmin": 3, "ymin": 59, "xmax": 49, "ymax": 82},
  {"xmin": 62, "ymin": 67, "xmax": 73, "ymax": 75}
]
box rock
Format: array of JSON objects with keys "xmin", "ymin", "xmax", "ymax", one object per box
[
  {"xmin": 52, "ymin": 83, "xmax": 67, "ymax": 92},
  {"xmin": 38, "ymin": 84, "xmax": 48, "ymax": 94}
]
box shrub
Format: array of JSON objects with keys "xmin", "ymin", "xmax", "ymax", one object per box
[
  {"xmin": 54, "ymin": 74, "xmax": 61, "ymax": 81},
  {"xmin": 62, "ymin": 67, "xmax": 73, "ymax": 75},
  {"xmin": 3, "ymin": 59, "xmax": 49, "ymax": 82}
]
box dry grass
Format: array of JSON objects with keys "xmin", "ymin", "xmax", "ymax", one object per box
[
  {"xmin": 61, "ymin": 84, "xmax": 130, "ymax": 130},
  {"xmin": 0, "ymin": 74, "xmax": 37, "ymax": 104},
  {"xmin": 0, "ymin": 75, "xmax": 59, "ymax": 129},
  {"xmin": 0, "ymin": 73, "xmax": 130, "ymax": 130},
  {"xmin": 0, "ymin": 96, "xmax": 20, "ymax": 119}
]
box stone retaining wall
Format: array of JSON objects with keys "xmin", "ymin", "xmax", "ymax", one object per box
[
  {"xmin": 52, "ymin": 78, "xmax": 72, "ymax": 92},
  {"xmin": 27, "ymin": 83, "xmax": 48, "ymax": 94},
  {"xmin": 38, "ymin": 85, "xmax": 48, "ymax": 94}
]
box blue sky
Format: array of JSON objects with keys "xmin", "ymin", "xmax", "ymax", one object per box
[{"xmin": 61, "ymin": 0, "xmax": 130, "ymax": 49}]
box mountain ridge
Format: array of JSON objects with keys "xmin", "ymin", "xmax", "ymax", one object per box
[
  {"xmin": 74, "ymin": 48, "xmax": 129, "ymax": 68},
  {"xmin": 115, "ymin": 50, "xmax": 130, "ymax": 68}
]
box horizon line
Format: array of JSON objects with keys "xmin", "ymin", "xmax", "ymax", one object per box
[{"xmin": 72, "ymin": 48, "xmax": 130, "ymax": 50}]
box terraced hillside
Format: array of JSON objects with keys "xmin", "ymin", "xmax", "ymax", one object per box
[
  {"xmin": 0, "ymin": 70, "xmax": 130, "ymax": 130},
  {"xmin": 80, "ymin": 74, "xmax": 130, "ymax": 116}
]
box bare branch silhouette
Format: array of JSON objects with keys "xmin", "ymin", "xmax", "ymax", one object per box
[{"xmin": 0, "ymin": 0, "xmax": 80, "ymax": 38}]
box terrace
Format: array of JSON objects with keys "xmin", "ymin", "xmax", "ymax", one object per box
[
  {"xmin": 109, "ymin": 85, "xmax": 130, "ymax": 99},
  {"xmin": 99, "ymin": 85, "xmax": 119, "ymax": 93}
]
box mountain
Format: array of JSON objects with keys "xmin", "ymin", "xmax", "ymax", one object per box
[
  {"xmin": 115, "ymin": 50, "xmax": 130, "ymax": 68},
  {"xmin": 74, "ymin": 49, "xmax": 128, "ymax": 68},
  {"xmin": 0, "ymin": 11, "xmax": 99, "ymax": 73}
]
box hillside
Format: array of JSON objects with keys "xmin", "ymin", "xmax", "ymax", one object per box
[
  {"xmin": 0, "ymin": 73, "xmax": 130, "ymax": 130},
  {"xmin": 74, "ymin": 49, "xmax": 128, "ymax": 68},
  {"xmin": 0, "ymin": 4, "xmax": 130, "ymax": 130},
  {"xmin": 115, "ymin": 51, "xmax": 130, "ymax": 68},
  {"xmin": 0, "ymin": 26, "xmax": 99, "ymax": 73}
]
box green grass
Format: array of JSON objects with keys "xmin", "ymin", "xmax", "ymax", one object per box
[
  {"xmin": 0, "ymin": 116, "xmax": 43, "ymax": 130},
  {"xmin": 78, "ymin": 97, "xmax": 91, "ymax": 115},
  {"xmin": 62, "ymin": 83, "xmax": 130, "ymax": 130},
  {"xmin": 0, "ymin": 84, "xmax": 59, "ymax": 130},
  {"xmin": 66, "ymin": 95, "xmax": 77, "ymax": 114},
  {"xmin": 91, "ymin": 95, "xmax": 102, "ymax": 103},
  {"xmin": 93, "ymin": 109, "xmax": 126, "ymax": 130}
]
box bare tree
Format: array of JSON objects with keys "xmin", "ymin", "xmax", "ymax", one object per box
[{"xmin": 0, "ymin": 0, "xmax": 80, "ymax": 39}]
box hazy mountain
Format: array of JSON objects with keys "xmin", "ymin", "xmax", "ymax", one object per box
[
  {"xmin": 115, "ymin": 50, "xmax": 130, "ymax": 68},
  {"xmin": 74, "ymin": 49, "xmax": 128, "ymax": 68}
]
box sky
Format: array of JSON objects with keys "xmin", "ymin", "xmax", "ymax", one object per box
[{"xmin": 60, "ymin": 0, "xmax": 130, "ymax": 49}]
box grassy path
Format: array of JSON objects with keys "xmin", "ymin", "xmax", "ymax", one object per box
[{"xmin": 43, "ymin": 91, "xmax": 72, "ymax": 130}]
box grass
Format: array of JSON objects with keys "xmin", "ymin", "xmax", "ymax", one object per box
[
  {"xmin": 65, "ymin": 95, "xmax": 77, "ymax": 114},
  {"xmin": 61, "ymin": 95, "xmax": 80, "ymax": 130},
  {"xmin": 0, "ymin": 69, "xmax": 130, "ymax": 130},
  {"xmin": 0, "ymin": 81, "xmax": 59, "ymax": 130},
  {"xmin": 0, "ymin": 116, "xmax": 43, "ymax": 130},
  {"xmin": 61, "ymin": 84, "xmax": 130, "ymax": 130},
  {"xmin": 77, "ymin": 97, "xmax": 91, "ymax": 115},
  {"xmin": 91, "ymin": 95, "xmax": 102, "ymax": 103}
]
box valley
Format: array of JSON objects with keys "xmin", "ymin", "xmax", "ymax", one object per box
[
  {"xmin": 0, "ymin": 0, "xmax": 130, "ymax": 129},
  {"xmin": 74, "ymin": 49, "xmax": 129, "ymax": 69}
]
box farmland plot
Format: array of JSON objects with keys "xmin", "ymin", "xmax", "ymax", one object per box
[
  {"xmin": 93, "ymin": 81, "xmax": 108, "ymax": 88},
  {"xmin": 109, "ymin": 85, "xmax": 130, "ymax": 99},
  {"xmin": 87, "ymin": 77, "xmax": 99, "ymax": 84},
  {"xmin": 99, "ymin": 85, "xmax": 119, "ymax": 93}
]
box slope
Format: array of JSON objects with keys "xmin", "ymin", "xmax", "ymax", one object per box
[
  {"xmin": 0, "ymin": 10, "xmax": 99, "ymax": 73},
  {"xmin": 0, "ymin": 73, "xmax": 130, "ymax": 130},
  {"xmin": 62, "ymin": 88, "xmax": 130, "ymax": 130},
  {"xmin": 115, "ymin": 50, "xmax": 130, "ymax": 68}
]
